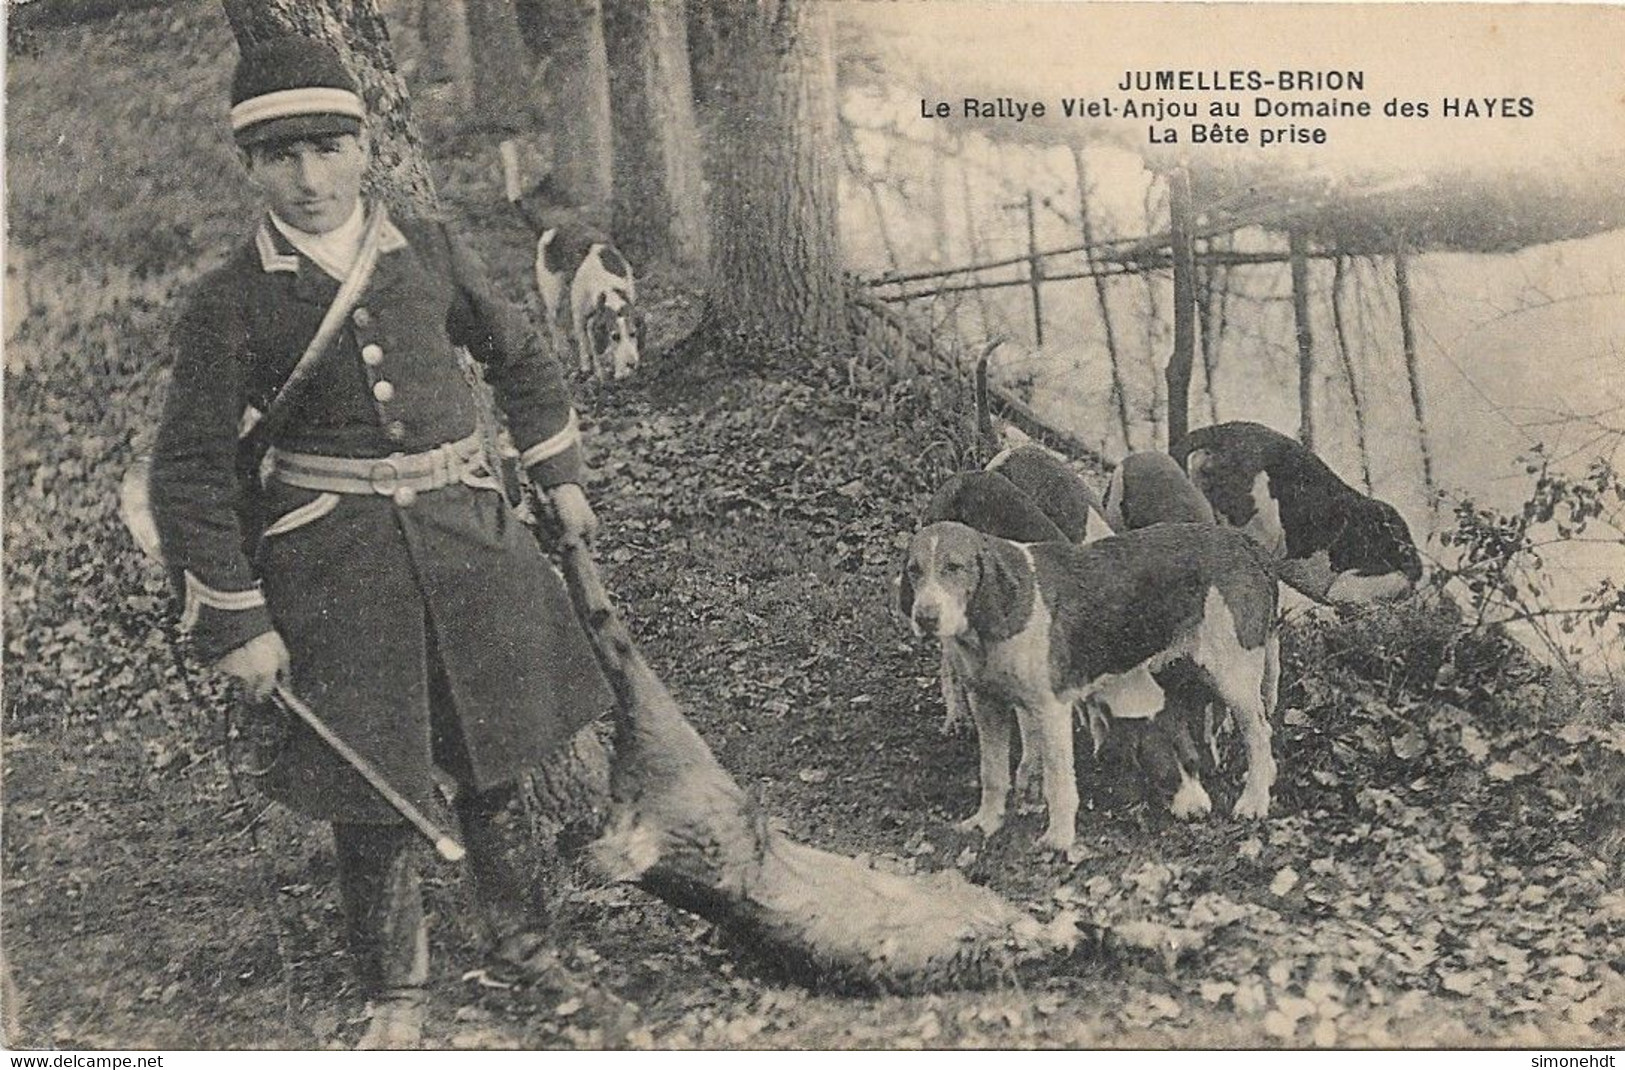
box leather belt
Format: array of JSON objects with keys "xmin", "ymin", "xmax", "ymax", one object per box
[{"xmin": 266, "ymin": 433, "xmax": 484, "ymax": 506}]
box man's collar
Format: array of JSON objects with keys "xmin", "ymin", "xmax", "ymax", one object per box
[{"xmin": 255, "ymin": 203, "xmax": 408, "ymax": 274}]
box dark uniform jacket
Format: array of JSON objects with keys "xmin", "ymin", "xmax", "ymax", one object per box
[{"xmin": 150, "ymin": 209, "xmax": 609, "ymax": 822}]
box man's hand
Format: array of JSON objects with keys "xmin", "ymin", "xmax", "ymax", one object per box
[
  {"xmin": 547, "ymin": 482, "xmax": 599, "ymax": 547},
  {"xmin": 216, "ymin": 630, "xmax": 291, "ymax": 702}
]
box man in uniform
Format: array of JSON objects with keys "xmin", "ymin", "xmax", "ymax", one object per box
[{"xmin": 149, "ymin": 37, "xmax": 609, "ymax": 1048}]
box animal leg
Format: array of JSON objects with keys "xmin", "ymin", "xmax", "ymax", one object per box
[
  {"xmin": 1263, "ymin": 631, "xmax": 1281, "ymax": 719},
  {"xmin": 1169, "ymin": 764, "xmax": 1213, "ymax": 820},
  {"xmin": 1208, "ymin": 645, "xmax": 1276, "ymax": 819},
  {"xmin": 1031, "ymin": 698, "xmax": 1079, "ymax": 852},
  {"xmin": 955, "ymin": 691, "xmax": 1013, "ymax": 837},
  {"xmin": 573, "ymin": 318, "xmax": 598, "ymax": 379},
  {"xmin": 1012, "ymin": 702, "xmax": 1042, "ymax": 809}
]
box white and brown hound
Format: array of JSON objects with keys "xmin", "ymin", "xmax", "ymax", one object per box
[
  {"xmin": 986, "ymin": 444, "xmax": 1114, "ymax": 544},
  {"xmin": 918, "ymin": 470, "xmax": 1067, "ymax": 752},
  {"xmin": 900, "ymin": 521, "xmax": 1281, "ymax": 852},
  {"xmin": 536, "ymin": 224, "xmax": 643, "ymax": 381},
  {"xmin": 1105, "ymin": 451, "xmax": 1215, "ymax": 533},
  {"xmin": 1101, "ymin": 451, "xmax": 1227, "ymax": 813},
  {"xmin": 1172, "ymin": 422, "xmax": 1422, "ymax": 604}
]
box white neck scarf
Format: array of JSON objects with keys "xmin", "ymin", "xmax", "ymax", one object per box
[{"xmin": 270, "ymin": 200, "xmax": 366, "ymax": 281}]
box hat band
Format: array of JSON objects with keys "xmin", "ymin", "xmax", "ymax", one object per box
[{"xmin": 231, "ymin": 87, "xmax": 364, "ymax": 132}]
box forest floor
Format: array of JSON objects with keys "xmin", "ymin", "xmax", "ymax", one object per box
[{"xmin": 5, "ymin": 1, "xmax": 1625, "ymax": 1051}]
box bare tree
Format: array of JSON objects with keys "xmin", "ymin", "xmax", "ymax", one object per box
[
  {"xmin": 1070, "ymin": 145, "xmax": 1132, "ymax": 451},
  {"xmin": 462, "ymin": 0, "xmax": 540, "ymax": 136},
  {"xmin": 1331, "ymin": 253, "xmax": 1373, "ymax": 491},
  {"xmin": 1165, "ymin": 166, "xmax": 1196, "ymax": 448},
  {"xmin": 704, "ymin": 0, "xmax": 845, "ymax": 346},
  {"xmin": 415, "ymin": 0, "xmax": 471, "ymax": 106},
  {"xmin": 1289, "ymin": 226, "xmax": 1316, "ymax": 448},
  {"xmin": 1395, "ymin": 239, "xmax": 1438, "ymax": 508},
  {"xmin": 520, "ymin": 0, "xmax": 615, "ymax": 216},
  {"xmin": 603, "ymin": 0, "xmax": 708, "ymax": 269}
]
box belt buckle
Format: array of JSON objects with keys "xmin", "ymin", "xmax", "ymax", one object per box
[{"xmin": 368, "ymin": 457, "xmax": 403, "ymax": 495}]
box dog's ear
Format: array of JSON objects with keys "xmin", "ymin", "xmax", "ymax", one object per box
[{"xmin": 966, "ymin": 534, "xmax": 1031, "ymax": 642}]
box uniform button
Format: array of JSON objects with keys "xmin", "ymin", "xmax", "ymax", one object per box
[
  {"xmin": 386, "ymin": 420, "xmax": 407, "ymax": 442},
  {"xmin": 361, "ymin": 344, "xmax": 384, "ymax": 366},
  {"xmin": 352, "ymin": 307, "xmax": 372, "ymax": 328},
  {"xmin": 392, "ymin": 486, "xmax": 417, "ymax": 508},
  {"xmin": 372, "ymin": 380, "xmax": 395, "ymax": 402}
]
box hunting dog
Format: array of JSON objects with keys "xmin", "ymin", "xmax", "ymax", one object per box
[
  {"xmin": 1101, "ymin": 451, "xmax": 1228, "ymax": 813},
  {"xmin": 535, "ymin": 224, "xmax": 643, "ymax": 381},
  {"xmin": 918, "ymin": 469, "xmax": 1065, "ymax": 750},
  {"xmin": 1172, "ymin": 421, "xmax": 1422, "ymax": 604},
  {"xmin": 900, "ymin": 520, "xmax": 1281, "ymax": 852},
  {"xmin": 985, "ymin": 444, "xmax": 1114, "ymax": 544}
]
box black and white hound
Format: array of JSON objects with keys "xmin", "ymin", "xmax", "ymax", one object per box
[
  {"xmin": 1171, "ymin": 422, "xmax": 1422, "ymax": 604},
  {"xmin": 900, "ymin": 521, "xmax": 1281, "ymax": 852},
  {"xmin": 536, "ymin": 224, "xmax": 643, "ymax": 381}
]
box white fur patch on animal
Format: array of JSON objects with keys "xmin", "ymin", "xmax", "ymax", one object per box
[
  {"xmin": 1170, "ymin": 769, "xmax": 1213, "ymax": 820},
  {"xmin": 1327, "ymin": 569, "xmax": 1413, "ymax": 604},
  {"xmin": 1088, "ymin": 663, "xmax": 1166, "ymax": 721},
  {"xmin": 1243, "ymin": 470, "xmax": 1286, "ymax": 555},
  {"xmin": 1080, "ymin": 507, "xmax": 1114, "ymax": 545}
]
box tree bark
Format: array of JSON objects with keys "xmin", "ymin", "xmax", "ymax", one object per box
[
  {"xmin": 220, "ymin": 0, "xmax": 438, "ymax": 215},
  {"xmin": 463, "ymin": 0, "xmax": 539, "ymax": 136},
  {"xmin": 415, "ymin": 0, "xmax": 472, "ymax": 102},
  {"xmin": 1164, "ymin": 166, "xmax": 1196, "ymax": 450},
  {"xmin": 1289, "ymin": 226, "xmax": 1316, "ymax": 449},
  {"xmin": 603, "ymin": 0, "xmax": 709, "ymax": 270},
  {"xmin": 521, "ymin": 0, "xmax": 615, "ymax": 217},
  {"xmin": 1395, "ymin": 241, "xmax": 1437, "ymax": 508},
  {"xmin": 1331, "ymin": 254, "xmax": 1373, "ymax": 492},
  {"xmin": 706, "ymin": 0, "xmax": 845, "ymax": 348}
]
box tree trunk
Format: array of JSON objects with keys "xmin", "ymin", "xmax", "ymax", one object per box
[
  {"xmin": 1331, "ymin": 254, "xmax": 1373, "ymax": 492},
  {"xmin": 1289, "ymin": 227, "xmax": 1316, "ymax": 449},
  {"xmin": 1164, "ymin": 166, "xmax": 1196, "ymax": 450},
  {"xmin": 706, "ymin": 0, "xmax": 845, "ymax": 348},
  {"xmin": 1395, "ymin": 241, "xmax": 1437, "ymax": 509},
  {"xmin": 416, "ymin": 0, "xmax": 472, "ymax": 102},
  {"xmin": 221, "ymin": 0, "xmax": 437, "ymax": 214},
  {"xmin": 463, "ymin": 0, "xmax": 539, "ymax": 136},
  {"xmin": 603, "ymin": 0, "xmax": 709, "ymax": 271},
  {"xmin": 684, "ymin": 0, "xmax": 725, "ymax": 111},
  {"xmin": 1070, "ymin": 145, "xmax": 1132, "ymax": 453},
  {"xmin": 521, "ymin": 0, "xmax": 615, "ymax": 218}
]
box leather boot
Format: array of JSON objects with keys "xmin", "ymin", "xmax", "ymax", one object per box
[
  {"xmin": 455, "ymin": 787, "xmax": 553, "ymax": 973},
  {"xmin": 335, "ymin": 822, "xmax": 429, "ymax": 1050}
]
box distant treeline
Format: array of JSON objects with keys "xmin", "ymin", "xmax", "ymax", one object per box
[{"xmin": 8, "ymin": 0, "xmax": 177, "ymax": 48}]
